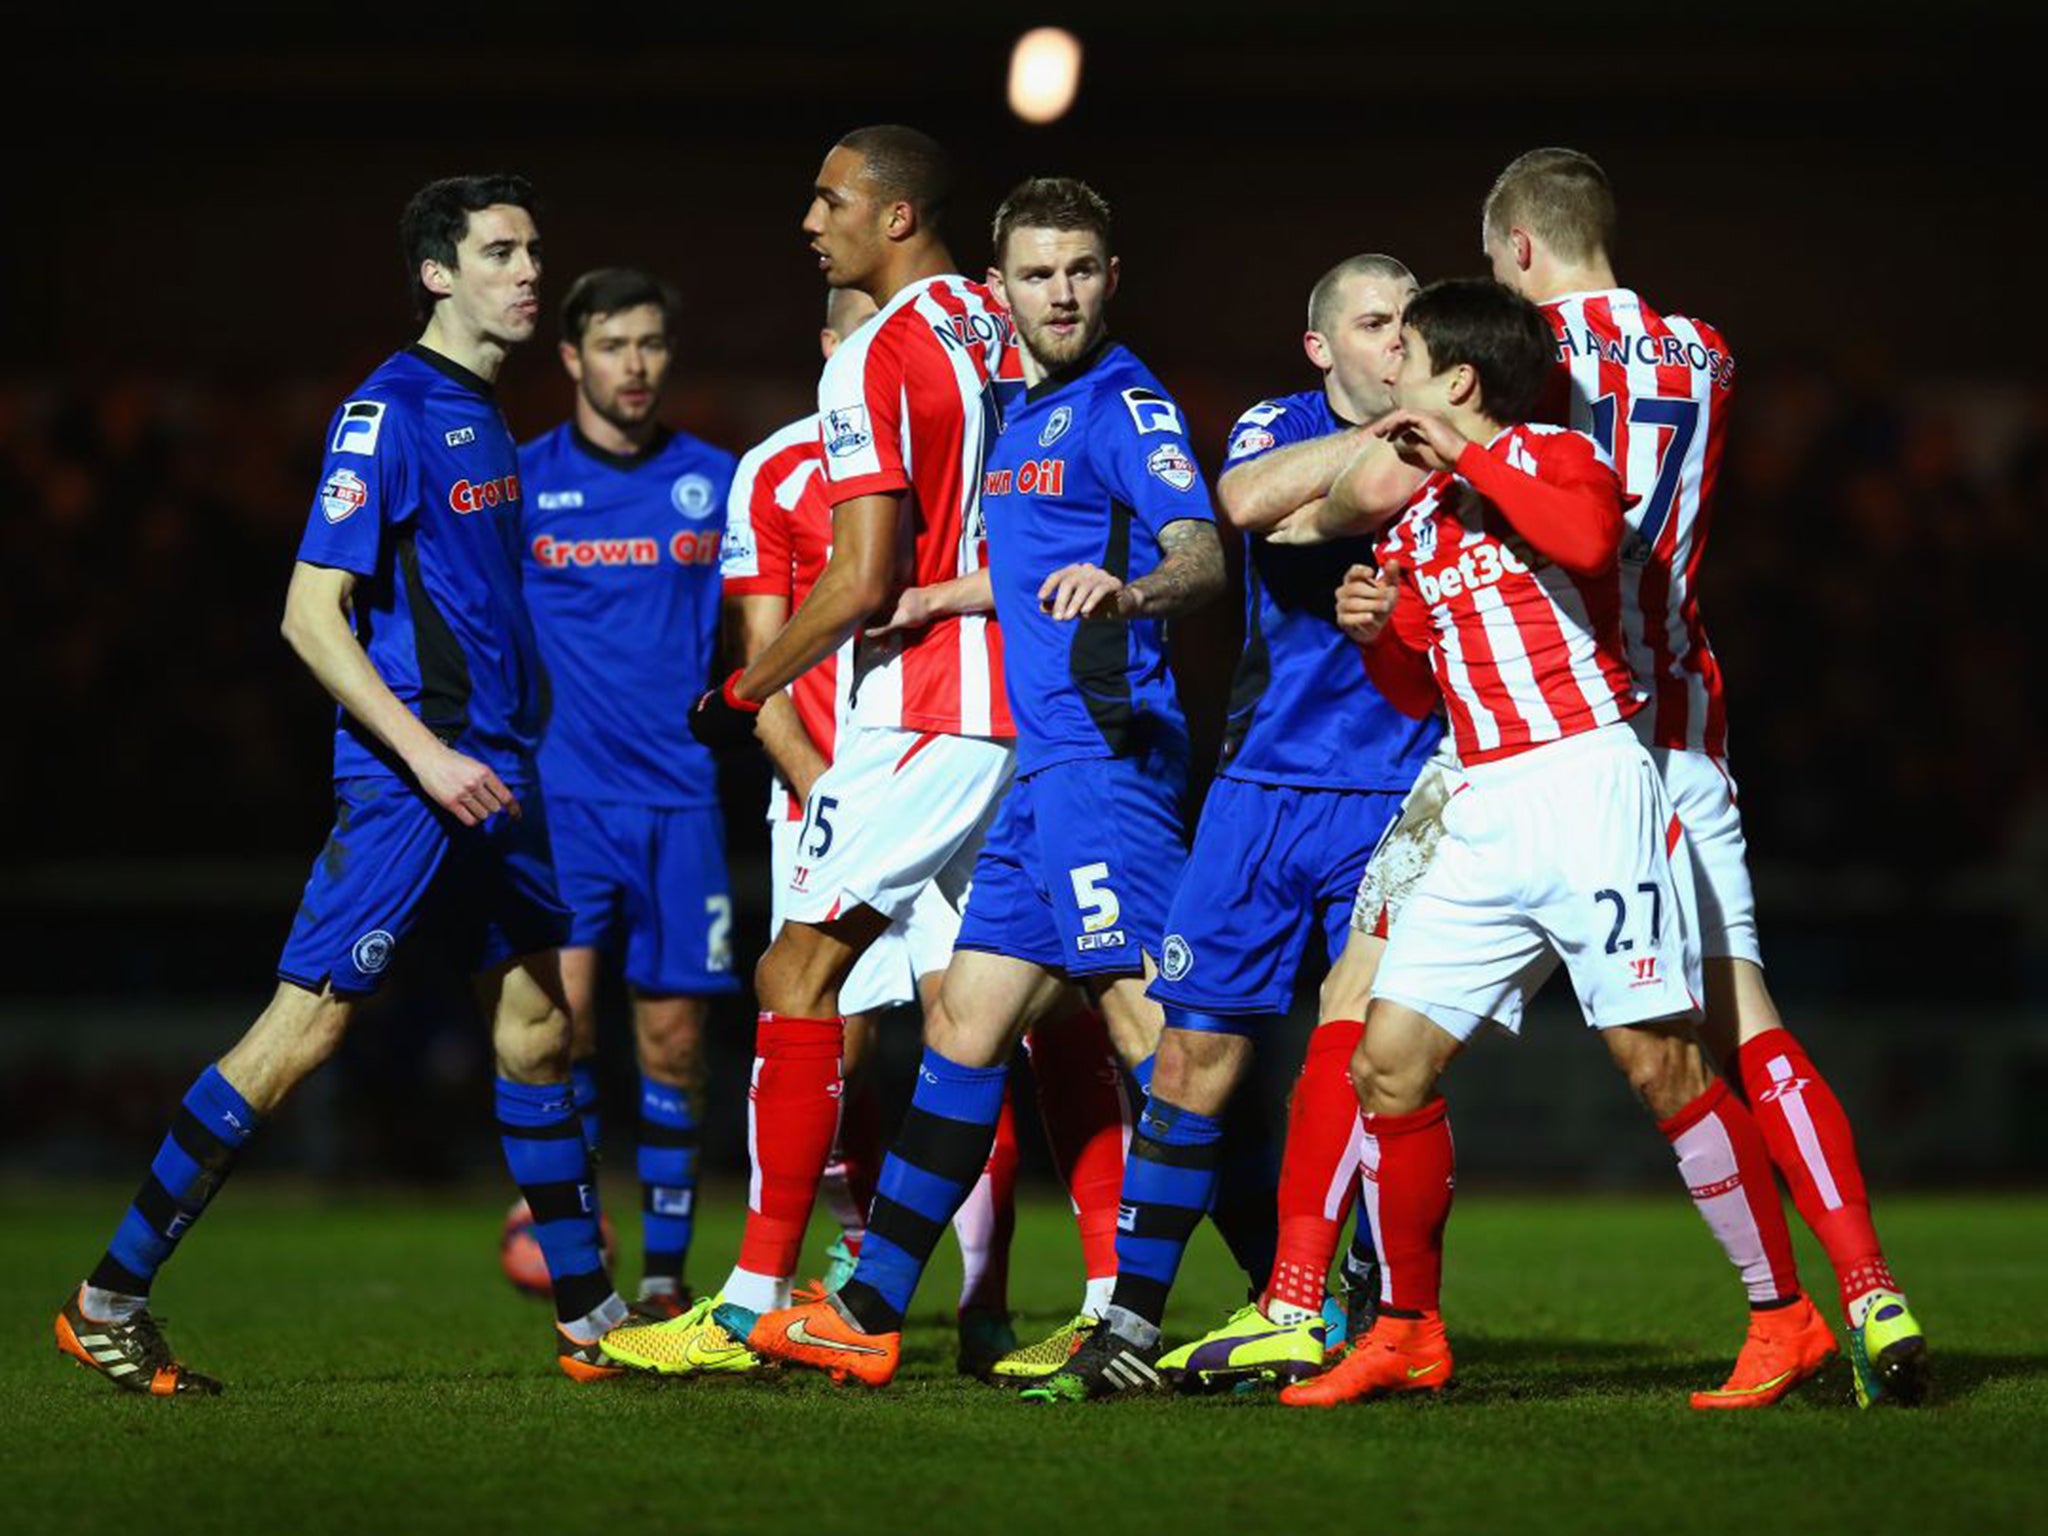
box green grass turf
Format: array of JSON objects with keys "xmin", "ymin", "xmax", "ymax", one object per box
[{"xmin": 3, "ymin": 1182, "xmax": 2042, "ymax": 1536}]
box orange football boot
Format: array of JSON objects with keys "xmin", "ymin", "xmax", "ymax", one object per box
[
  {"xmin": 557, "ymin": 1324, "xmax": 627, "ymax": 1383},
  {"xmin": 1690, "ymin": 1294, "xmax": 1838, "ymax": 1410},
  {"xmin": 1280, "ymin": 1312, "xmax": 1453, "ymax": 1408},
  {"xmin": 749, "ymin": 1294, "xmax": 901, "ymax": 1386}
]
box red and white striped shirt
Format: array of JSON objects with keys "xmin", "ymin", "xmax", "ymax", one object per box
[
  {"xmin": 721, "ymin": 414, "xmax": 851, "ymax": 820},
  {"xmin": 1375, "ymin": 424, "xmax": 1642, "ymax": 765},
  {"xmin": 816, "ymin": 274, "xmax": 1016, "ymax": 738},
  {"xmin": 1542, "ymin": 289, "xmax": 1734, "ymax": 756}
]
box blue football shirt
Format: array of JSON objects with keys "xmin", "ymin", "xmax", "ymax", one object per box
[
  {"xmin": 516, "ymin": 423, "xmax": 736, "ymax": 808},
  {"xmin": 982, "ymin": 342, "xmax": 1211, "ymax": 776},
  {"xmin": 1217, "ymin": 389, "xmax": 1444, "ymax": 788},
  {"xmin": 296, "ymin": 345, "xmax": 545, "ymax": 784}
]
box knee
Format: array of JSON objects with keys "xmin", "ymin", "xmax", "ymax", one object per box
[
  {"xmin": 638, "ymin": 1008, "xmax": 706, "ymax": 1087},
  {"xmin": 496, "ymin": 1000, "xmax": 572, "ymax": 1085},
  {"xmin": 1348, "ymin": 1035, "xmax": 1426, "ymax": 1117},
  {"xmin": 1616, "ymin": 1035, "xmax": 1709, "ymax": 1120}
]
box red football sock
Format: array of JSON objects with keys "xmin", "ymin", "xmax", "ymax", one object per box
[
  {"xmin": 820, "ymin": 1074, "xmax": 884, "ymax": 1256},
  {"xmin": 1024, "ymin": 1008, "xmax": 1129, "ymax": 1284},
  {"xmin": 1659, "ymin": 1079, "xmax": 1802, "ymax": 1305},
  {"xmin": 1265, "ymin": 1018, "xmax": 1366, "ymax": 1316},
  {"xmin": 1357, "ymin": 1096, "xmax": 1453, "ymax": 1315},
  {"xmin": 1733, "ymin": 1030, "xmax": 1895, "ymax": 1318},
  {"xmin": 734, "ymin": 1013, "xmax": 844, "ymax": 1282},
  {"xmin": 955, "ymin": 1091, "xmax": 1020, "ymax": 1313}
]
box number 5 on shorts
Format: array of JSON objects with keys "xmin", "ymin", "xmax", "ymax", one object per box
[{"xmin": 1069, "ymin": 862, "xmax": 1122, "ymax": 934}]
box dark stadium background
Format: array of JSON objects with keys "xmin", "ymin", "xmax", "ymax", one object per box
[{"xmin": 1, "ymin": 9, "xmax": 2039, "ymax": 1194}]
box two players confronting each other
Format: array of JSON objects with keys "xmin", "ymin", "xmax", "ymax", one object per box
[{"xmin": 57, "ymin": 175, "xmax": 637, "ymax": 1392}]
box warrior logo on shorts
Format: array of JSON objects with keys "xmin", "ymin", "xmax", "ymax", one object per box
[
  {"xmin": 351, "ymin": 928, "xmax": 395, "ymax": 976},
  {"xmin": 1161, "ymin": 933, "xmax": 1193, "ymax": 982},
  {"xmin": 670, "ymin": 473, "xmax": 716, "ymax": 519}
]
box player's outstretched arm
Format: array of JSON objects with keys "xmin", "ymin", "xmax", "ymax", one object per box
[
  {"xmin": 726, "ymin": 592, "xmax": 831, "ymax": 803},
  {"xmin": 865, "ymin": 568, "xmax": 994, "ymax": 637},
  {"xmin": 1301, "ymin": 434, "xmax": 1428, "ymax": 541},
  {"xmin": 281, "ymin": 561, "xmax": 518, "ymax": 825},
  {"xmin": 1038, "ymin": 518, "xmax": 1225, "ymax": 623},
  {"xmin": 733, "ymin": 493, "xmax": 899, "ymax": 703},
  {"xmin": 1215, "ymin": 428, "xmax": 1369, "ymax": 532}
]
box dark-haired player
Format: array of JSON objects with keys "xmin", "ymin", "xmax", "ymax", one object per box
[
  {"xmin": 514, "ymin": 268, "xmax": 740, "ymax": 1318},
  {"xmin": 743, "ymin": 175, "xmax": 1229, "ymax": 1392},
  {"xmin": 599, "ymin": 126, "xmax": 1022, "ymax": 1374},
  {"xmin": 1482, "ymin": 147, "xmax": 1926, "ymax": 1407},
  {"xmin": 54, "ymin": 175, "xmax": 630, "ymax": 1393},
  {"xmin": 1279, "ymin": 279, "xmax": 1832, "ymax": 1410}
]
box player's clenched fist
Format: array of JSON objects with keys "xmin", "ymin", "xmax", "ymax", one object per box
[
  {"xmin": 1038, "ymin": 562, "xmax": 1137, "ymax": 622},
  {"xmin": 415, "ymin": 743, "xmax": 522, "ymax": 827},
  {"xmin": 1336, "ymin": 561, "xmax": 1402, "ymax": 646},
  {"xmin": 688, "ymin": 667, "xmax": 765, "ymax": 751}
]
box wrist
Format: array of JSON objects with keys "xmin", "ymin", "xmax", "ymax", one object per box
[{"xmin": 722, "ymin": 668, "xmax": 764, "ymax": 713}]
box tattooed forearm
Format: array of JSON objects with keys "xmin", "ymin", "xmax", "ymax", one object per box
[{"xmin": 1127, "ymin": 518, "xmax": 1226, "ymax": 617}]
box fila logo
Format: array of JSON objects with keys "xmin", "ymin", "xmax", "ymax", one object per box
[
  {"xmin": 1116, "ymin": 1202, "xmax": 1137, "ymax": 1232},
  {"xmin": 1628, "ymin": 956, "xmax": 1661, "ymax": 988},
  {"xmin": 444, "ymin": 426, "xmax": 477, "ymax": 447}
]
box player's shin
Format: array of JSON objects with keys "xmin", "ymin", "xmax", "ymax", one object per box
[
  {"xmin": 1659, "ymin": 1079, "xmax": 1802, "ymax": 1305},
  {"xmin": 1358, "ymin": 1097, "xmax": 1453, "ymax": 1319},
  {"xmin": 838, "ymin": 1049, "xmax": 1010, "ymax": 1335},
  {"xmin": 1732, "ymin": 1030, "xmax": 1898, "ymax": 1324},
  {"xmin": 726, "ymin": 1012, "xmax": 843, "ymax": 1313},
  {"xmin": 1103, "ymin": 1096, "xmax": 1225, "ymax": 1347},
  {"xmin": 636, "ymin": 1074, "xmax": 699, "ymax": 1298},
  {"xmin": 496, "ymin": 1077, "xmax": 623, "ymax": 1336},
  {"xmin": 1268, "ymin": 1018, "xmax": 1367, "ymax": 1323},
  {"xmin": 85, "ymin": 1065, "xmax": 260, "ymax": 1317},
  {"xmin": 954, "ymin": 1091, "xmax": 1019, "ymax": 1316},
  {"xmin": 1024, "ymin": 1010, "xmax": 1129, "ymax": 1315}
]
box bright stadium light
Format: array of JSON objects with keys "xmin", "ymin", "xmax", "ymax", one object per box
[{"xmin": 1008, "ymin": 28, "xmax": 1082, "ymax": 124}]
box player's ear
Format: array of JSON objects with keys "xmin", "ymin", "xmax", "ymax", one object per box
[
  {"xmin": 1447, "ymin": 362, "xmax": 1479, "ymax": 410},
  {"xmin": 987, "ymin": 265, "xmax": 1008, "ymax": 309},
  {"xmin": 1303, "ymin": 329, "xmax": 1331, "ymax": 371},
  {"xmin": 559, "ymin": 340, "xmax": 582, "ymax": 381},
  {"xmin": 420, "ymin": 259, "xmax": 454, "ymax": 303},
  {"xmin": 1511, "ymin": 226, "xmax": 1535, "ymax": 272},
  {"xmin": 1104, "ymin": 255, "xmax": 1120, "ymax": 301},
  {"xmin": 884, "ymin": 197, "xmax": 916, "ymax": 244}
]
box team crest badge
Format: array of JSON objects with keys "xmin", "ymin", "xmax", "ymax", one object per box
[
  {"xmin": 320, "ymin": 468, "xmax": 368, "ymax": 524},
  {"xmin": 351, "ymin": 928, "xmax": 395, "ymax": 976},
  {"xmin": 1161, "ymin": 934, "xmax": 1193, "ymax": 982},
  {"xmin": 1145, "ymin": 443, "xmax": 1197, "ymax": 492},
  {"xmin": 1039, "ymin": 405, "xmax": 1073, "ymax": 447},
  {"xmin": 671, "ymin": 473, "xmax": 716, "ymax": 519}
]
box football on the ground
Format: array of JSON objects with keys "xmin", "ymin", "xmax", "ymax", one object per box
[{"xmin": 501, "ymin": 1198, "xmax": 619, "ymax": 1297}]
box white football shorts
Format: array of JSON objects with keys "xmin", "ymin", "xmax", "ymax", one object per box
[
  {"xmin": 1372, "ymin": 722, "xmax": 1704, "ymax": 1040},
  {"xmin": 1650, "ymin": 746, "xmax": 1763, "ymax": 967}
]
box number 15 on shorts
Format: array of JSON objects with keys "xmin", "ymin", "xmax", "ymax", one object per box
[{"xmin": 1070, "ymin": 862, "xmax": 1127, "ymax": 953}]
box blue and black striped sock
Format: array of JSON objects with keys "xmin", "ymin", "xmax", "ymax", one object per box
[
  {"xmin": 496, "ymin": 1077, "xmax": 615, "ymax": 1326},
  {"xmin": 571, "ymin": 1058, "xmax": 602, "ymax": 1179},
  {"xmin": 1107, "ymin": 1094, "xmax": 1224, "ymax": 1334},
  {"xmin": 89, "ymin": 1064, "xmax": 258, "ymax": 1300},
  {"xmin": 637, "ymin": 1075, "xmax": 698, "ymax": 1291},
  {"xmin": 840, "ymin": 1049, "xmax": 1007, "ymax": 1335}
]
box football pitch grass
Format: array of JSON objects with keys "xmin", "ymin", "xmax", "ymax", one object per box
[{"xmin": 4, "ymin": 1183, "xmax": 2043, "ymax": 1536}]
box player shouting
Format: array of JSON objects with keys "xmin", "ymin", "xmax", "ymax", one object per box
[
  {"xmin": 742, "ymin": 175, "xmax": 1230, "ymax": 1389},
  {"xmin": 1479, "ymin": 147, "xmax": 1926, "ymax": 1408},
  {"xmin": 55, "ymin": 175, "xmax": 631, "ymax": 1393},
  {"xmin": 1279, "ymin": 279, "xmax": 1834, "ymax": 1411},
  {"xmin": 597, "ymin": 126, "xmax": 1020, "ymax": 1373},
  {"xmin": 514, "ymin": 267, "xmax": 740, "ymax": 1318}
]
